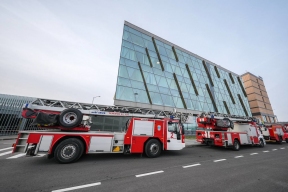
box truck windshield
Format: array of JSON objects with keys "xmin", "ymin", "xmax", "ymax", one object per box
[{"xmin": 168, "ymin": 122, "xmax": 178, "ymax": 133}]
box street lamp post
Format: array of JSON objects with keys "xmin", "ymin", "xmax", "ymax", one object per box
[{"xmin": 92, "ymin": 96, "xmax": 101, "ymax": 104}]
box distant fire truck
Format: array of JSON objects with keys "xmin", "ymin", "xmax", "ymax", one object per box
[
  {"xmin": 196, "ymin": 113, "xmax": 265, "ymax": 150},
  {"xmin": 13, "ymin": 99, "xmax": 185, "ymax": 163},
  {"xmin": 260, "ymin": 124, "xmax": 288, "ymax": 144}
]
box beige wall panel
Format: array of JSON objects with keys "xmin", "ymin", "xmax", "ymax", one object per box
[
  {"xmin": 249, "ymin": 101, "xmax": 264, "ymax": 108},
  {"xmin": 241, "ymin": 75, "xmax": 249, "ymax": 82},
  {"xmin": 257, "ymin": 79, "xmax": 264, "ymax": 86},
  {"xmin": 243, "ymin": 81, "xmax": 253, "ymax": 88},
  {"xmin": 246, "ymin": 87, "xmax": 261, "ymax": 95},
  {"xmin": 261, "ymin": 92, "xmax": 268, "ymax": 98}
]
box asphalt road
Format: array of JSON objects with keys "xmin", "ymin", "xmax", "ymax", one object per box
[{"xmin": 0, "ymin": 140, "xmax": 288, "ymax": 192}]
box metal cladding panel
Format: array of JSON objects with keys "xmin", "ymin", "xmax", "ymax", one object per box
[
  {"xmin": 38, "ymin": 135, "xmax": 53, "ymax": 152},
  {"xmin": 227, "ymin": 133, "xmax": 232, "ymax": 145},
  {"xmin": 239, "ymin": 134, "xmax": 249, "ymax": 144},
  {"xmin": 133, "ymin": 120, "xmax": 154, "ymax": 136},
  {"xmin": 89, "ymin": 137, "xmax": 113, "ymax": 152}
]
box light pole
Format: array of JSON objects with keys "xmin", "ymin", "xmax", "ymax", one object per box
[{"xmin": 92, "ymin": 96, "xmax": 100, "ymax": 104}]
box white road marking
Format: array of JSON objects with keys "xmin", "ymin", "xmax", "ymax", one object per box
[
  {"xmin": 250, "ymin": 153, "xmax": 258, "ymax": 155},
  {"xmin": 0, "ymin": 151, "xmax": 12, "ymax": 156},
  {"xmin": 272, "ymin": 149, "xmax": 277, "ymax": 151},
  {"xmin": 235, "ymin": 155, "xmax": 243, "ymax": 158},
  {"xmin": 0, "ymin": 147, "xmax": 13, "ymax": 152},
  {"xmin": 263, "ymin": 151, "xmax": 269, "ymax": 152},
  {"xmin": 136, "ymin": 170, "xmax": 164, "ymax": 177},
  {"xmin": 34, "ymin": 154, "xmax": 46, "ymax": 157},
  {"xmin": 214, "ymin": 159, "xmax": 226, "ymax": 162},
  {"xmin": 7, "ymin": 153, "xmax": 26, "ymax": 159},
  {"xmin": 183, "ymin": 163, "xmax": 201, "ymax": 168},
  {"xmin": 280, "ymin": 147, "xmax": 285, "ymax": 149},
  {"xmin": 51, "ymin": 182, "xmax": 101, "ymax": 192}
]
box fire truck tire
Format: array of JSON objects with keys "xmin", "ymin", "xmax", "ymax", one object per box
[
  {"xmin": 259, "ymin": 139, "xmax": 264, "ymax": 148},
  {"xmin": 277, "ymin": 137, "xmax": 283, "ymax": 144},
  {"xmin": 286, "ymin": 139, "xmax": 288, "ymax": 143},
  {"xmin": 54, "ymin": 138, "xmax": 84, "ymax": 164},
  {"xmin": 59, "ymin": 108, "xmax": 83, "ymax": 128},
  {"xmin": 232, "ymin": 139, "xmax": 240, "ymax": 151},
  {"xmin": 145, "ymin": 139, "xmax": 161, "ymax": 158}
]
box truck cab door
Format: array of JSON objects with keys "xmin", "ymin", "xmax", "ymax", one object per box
[{"xmin": 167, "ymin": 122, "xmax": 185, "ymax": 150}]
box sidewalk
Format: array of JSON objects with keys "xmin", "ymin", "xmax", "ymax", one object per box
[
  {"xmin": 0, "ymin": 135, "xmax": 17, "ymax": 140},
  {"xmin": 185, "ymin": 138, "xmax": 201, "ymax": 147}
]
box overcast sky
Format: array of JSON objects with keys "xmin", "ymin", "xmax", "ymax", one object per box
[{"xmin": 0, "ymin": 0, "xmax": 287, "ymax": 120}]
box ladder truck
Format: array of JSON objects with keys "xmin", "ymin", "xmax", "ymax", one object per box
[
  {"xmin": 196, "ymin": 113, "xmax": 265, "ymax": 150},
  {"xmin": 260, "ymin": 124, "xmax": 288, "ymax": 144},
  {"xmin": 12, "ymin": 99, "xmax": 185, "ymax": 164}
]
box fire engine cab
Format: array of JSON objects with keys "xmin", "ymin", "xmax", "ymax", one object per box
[
  {"xmin": 196, "ymin": 113, "xmax": 265, "ymax": 150},
  {"xmin": 13, "ymin": 99, "xmax": 185, "ymax": 164}
]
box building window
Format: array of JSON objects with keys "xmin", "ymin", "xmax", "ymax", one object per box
[{"xmin": 262, "ymin": 115, "xmax": 267, "ymax": 122}]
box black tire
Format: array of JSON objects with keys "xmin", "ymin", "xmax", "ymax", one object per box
[
  {"xmin": 286, "ymin": 139, "xmax": 288, "ymax": 143},
  {"xmin": 259, "ymin": 139, "xmax": 264, "ymax": 148},
  {"xmin": 145, "ymin": 139, "xmax": 161, "ymax": 158},
  {"xmin": 54, "ymin": 138, "xmax": 84, "ymax": 164},
  {"xmin": 232, "ymin": 139, "xmax": 240, "ymax": 151},
  {"xmin": 59, "ymin": 108, "xmax": 83, "ymax": 128},
  {"xmin": 277, "ymin": 137, "xmax": 283, "ymax": 144}
]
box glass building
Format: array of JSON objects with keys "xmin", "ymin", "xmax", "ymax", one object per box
[{"xmin": 114, "ymin": 21, "xmax": 252, "ymax": 118}]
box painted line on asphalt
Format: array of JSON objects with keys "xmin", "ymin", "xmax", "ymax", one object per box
[
  {"xmin": 0, "ymin": 147, "xmax": 13, "ymax": 152},
  {"xmin": 235, "ymin": 155, "xmax": 243, "ymax": 158},
  {"xmin": 34, "ymin": 154, "xmax": 46, "ymax": 157},
  {"xmin": 0, "ymin": 151, "xmax": 12, "ymax": 156},
  {"xmin": 183, "ymin": 163, "xmax": 201, "ymax": 168},
  {"xmin": 272, "ymin": 149, "xmax": 277, "ymax": 151},
  {"xmin": 136, "ymin": 170, "xmax": 164, "ymax": 177},
  {"xmin": 280, "ymin": 147, "xmax": 285, "ymax": 149},
  {"xmin": 214, "ymin": 159, "xmax": 226, "ymax": 162},
  {"xmin": 263, "ymin": 151, "xmax": 269, "ymax": 152},
  {"xmin": 250, "ymin": 153, "xmax": 258, "ymax": 155},
  {"xmin": 51, "ymin": 182, "xmax": 101, "ymax": 192},
  {"xmin": 7, "ymin": 153, "xmax": 26, "ymax": 159}
]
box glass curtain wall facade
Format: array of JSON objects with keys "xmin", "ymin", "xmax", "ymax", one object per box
[{"xmin": 115, "ymin": 21, "xmax": 252, "ymax": 117}]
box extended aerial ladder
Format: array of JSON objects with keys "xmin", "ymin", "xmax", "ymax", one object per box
[{"xmin": 22, "ymin": 98, "xmax": 193, "ymax": 130}]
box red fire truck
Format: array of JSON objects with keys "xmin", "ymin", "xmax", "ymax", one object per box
[
  {"xmin": 12, "ymin": 99, "xmax": 185, "ymax": 163},
  {"xmin": 260, "ymin": 124, "xmax": 288, "ymax": 144},
  {"xmin": 196, "ymin": 113, "xmax": 265, "ymax": 150}
]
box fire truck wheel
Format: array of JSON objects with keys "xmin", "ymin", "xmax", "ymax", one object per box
[
  {"xmin": 59, "ymin": 108, "xmax": 83, "ymax": 128},
  {"xmin": 54, "ymin": 138, "xmax": 84, "ymax": 164},
  {"xmin": 286, "ymin": 139, "xmax": 288, "ymax": 143},
  {"xmin": 259, "ymin": 139, "xmax": 264, "ymax": 148},
  {"xmin": 145, "ymin": 139, "xmax": 161, "ymax": 158},
  {"xmin": 232, "ymin": 139, "xmax": 240, "ymax": 151},
  {"xmin": 277, "ymin": 137, "xmax": 283, "ymax": 144}
]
